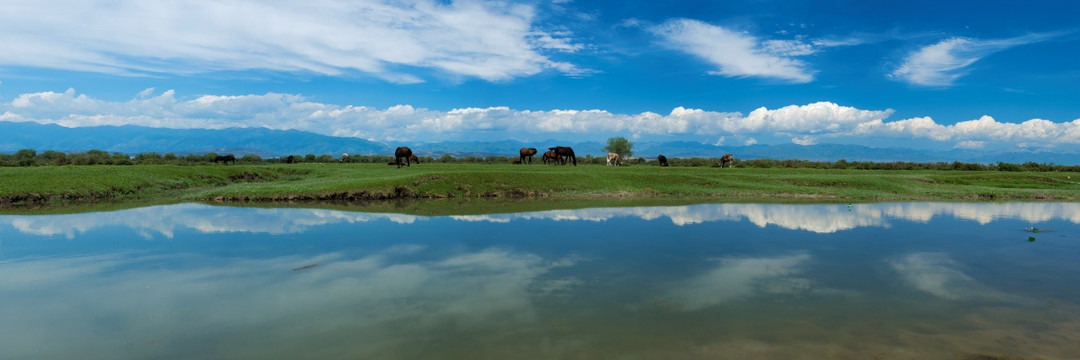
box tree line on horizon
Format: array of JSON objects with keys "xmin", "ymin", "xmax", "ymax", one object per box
[{"xmin": 1, "ymin": 148, "xmax": 1078, "ymax": 172}]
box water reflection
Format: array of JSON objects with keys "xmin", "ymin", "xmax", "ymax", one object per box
[
  {"xmin": 0, "ymin": 247, "xmax": 583, "ymax": 359},
  {"xmin": 5, "ymin": 203, "xmax": 423, "ymax": 239},
  {"xmin": 1, "ymin": 202, "xmax": 1078, "ymax": 359},
  {"xmin": 664, "ymin": 253, "xmax": 814, "ymax": 310},
  {"xmin": 4, "ymin": 202, "xmax": 1080, "ymax": 238},
  {"xmin": 888, "ymin": 252, "xmax": 1023, "ymax": 303}
]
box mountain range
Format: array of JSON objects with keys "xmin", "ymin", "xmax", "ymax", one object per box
[{"xmin": 2, "ymin": 121, "xmax": 1077, "ymax": 164}]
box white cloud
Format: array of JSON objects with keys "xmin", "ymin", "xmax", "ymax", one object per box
[
  {"xmin": 954, "ymin": 140, "xmax": 985, "ymax": 149},
  {"xmin": 4, "ymin": 88, "xmax": 1080, "ymax": 149},
  {"xmin": 791, "ymin": 135, "xmax": 816, "ymax": 145},
  {"xmin": 742, "ymin": 102, "xmax": 893, "ymax": 134},
  {"xmin": 651, "ymin": 18, "xmax": 814, "ymax": 83},
  {"xmin": 762, "ymin": 39, "xmax": 816, "ymax": 56},
  {"xmin": 852, "ymin": 114, "xmax": 1080, "ymax": 148},
  {"xmin": 891, "ymin": 33, "xmax": 1059, "ymax": 87},
  {"xmin": 0, "ymin": 0, "xmax": 582, "ymax": 82}
]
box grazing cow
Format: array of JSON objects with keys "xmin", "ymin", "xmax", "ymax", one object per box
[
  {"xmin": 519, "ymin": 148, "xmax": 537, "ymax": 164},
  {"xmin": 720, "ymin": 153, "xmax": 734, "ymax": 168},
  {"xmin": 606, "ymin": 152, "xmax": 621, "ymax": 166},
  {"xmin": 286, "ymin": 155, "xmax": 295, "ymax": 164},
  {"xmin": 542, "ymin": 150, "xmax": 559, "ymax": 165},
  {"xmin": 657, "ymin": 155, "xmax": 669, "ymax": 167},
  {"xmin": 395, "ymin": 147, "xmax": 416, "ymax": 168},
  {"xmin": 549, "ymin": 146, "xmax": 577, "ymax": 166},
  {"xmin": 340, "ymin": 153, "xmax": 349, "ymax": 163},
  {"xmin": 214, "ymin": 154, "xmax": 236, "ymax": 165}
]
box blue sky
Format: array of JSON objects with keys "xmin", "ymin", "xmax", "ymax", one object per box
[{"xmin": 1, "ymin": 0, "xmax": 1078, "ymax": 151}]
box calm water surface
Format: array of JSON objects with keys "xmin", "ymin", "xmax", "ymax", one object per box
[{"xmin": 1, "ymin": 202, "xmax": 1078, "ymax": 359}]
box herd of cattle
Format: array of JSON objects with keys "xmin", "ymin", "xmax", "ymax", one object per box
[
  {"xmin": 269, "ymin": 146, "xmax": 734, "ymax": 168},
  {"xmin": 385, "ymin": 146, "xmax": 733, "ymax": 168}
]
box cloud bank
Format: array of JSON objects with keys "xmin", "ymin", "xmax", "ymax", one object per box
[
  {"xmin": 0, "ymin": 0, "xmax": 581, "ymax": 82},
  {"xmin": 3, "ymin": 88, "xmax": 1079, "ymax": 150}
]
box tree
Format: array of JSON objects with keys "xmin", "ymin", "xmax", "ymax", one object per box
[
  {"xmin": 604, "ymin": 137, "xmax": 633, "ymax": 159},
  {"xmin": 15, "ymin": 149, "xmax": 38, "ymax": 166}
]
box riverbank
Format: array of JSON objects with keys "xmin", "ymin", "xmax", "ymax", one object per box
[{"xmin": 2, "ymin": 163, "xmax": 1079, "ymax": 209}]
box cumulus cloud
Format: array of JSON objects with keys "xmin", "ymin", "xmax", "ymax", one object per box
[
  {"xmin": 651, "ymin": 18, "xmax": 814, "ymax": 83},
  {"xmin": 0, "ymin": 0, "xmax": 582, "ymax": 82},
  {"xmin": 954, "ymin": 140, "xmax": 985, "ymax": 149},
  {"xmin": 891, "ymin": 33, "xmax": 1060, "ymax": 87},
  {"xmin": 4, "ymin": 88, "xmax": 1079, "ymax": 149},
  {"xmin": 853, "ymin": 114, "xmax": 1080, "ymax": 148}
]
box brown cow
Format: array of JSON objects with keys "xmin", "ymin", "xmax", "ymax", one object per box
[
  {"xmin": 657, "ymin": 155, "xmax": 668, "ymax": 167},
  {"xmin": 340, "ymin": 153, "xmax": 350, "ymax": 163},
  {"xmin": 395, "ymin": 147, "xmax": 417, "ymax": 168},
  {"xmin": 720, "ymin": 153, "xmax": 734, "ymax": 168},
  {"xmin": 519, "ymin": 147, "xmax": 537, "ymax": 164}
]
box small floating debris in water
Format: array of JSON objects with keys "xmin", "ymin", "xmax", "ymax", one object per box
[
  {"xmin": 291, "ymin": 263, "xmax": 319, "ymax": 271},
  {"xmin": 1024, "ymin": 227, "xmax": 1051, "ymax": 233},
  {"xmin": 1028, "ymin": 236, "xmax": 1036, "ymax": 242}
]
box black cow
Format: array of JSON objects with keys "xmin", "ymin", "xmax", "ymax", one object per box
[{"xmin": 214, "ymin": 154, "xmax": 236, "ymax": 165}]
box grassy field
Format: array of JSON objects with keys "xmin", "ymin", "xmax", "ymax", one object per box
[{"xmin": 2, "ymin": 163, "xmax": 1079, "ymax": 211}]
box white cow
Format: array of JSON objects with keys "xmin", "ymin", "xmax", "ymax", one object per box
[{"xmin": 606, "ymin": 152, "xmax": 621, "ymax": 166}]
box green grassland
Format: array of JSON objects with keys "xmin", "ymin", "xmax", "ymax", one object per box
[{"xmin": 2, "ymin": 163, "xmax": 1079, "ymax": 212}]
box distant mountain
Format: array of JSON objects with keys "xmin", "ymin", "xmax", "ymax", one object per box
[
  {"xmin": 0, "ymin": 121, "xmax": 389, "ymax": 158},
  {"xmin": 2, "ymin": 121, "xmax": 1077, "ymax": 164}
]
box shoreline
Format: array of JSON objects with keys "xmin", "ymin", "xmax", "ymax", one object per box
[{"xmin": 3, "ymin": 164, "xmax": 1079, "ymax": 212}]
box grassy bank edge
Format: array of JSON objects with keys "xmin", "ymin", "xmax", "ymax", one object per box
[{"xmin": 2, "ymin": 164, "xmax": 1078, "ymax": 214}]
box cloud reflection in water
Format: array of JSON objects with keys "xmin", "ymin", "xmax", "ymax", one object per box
[
  {"xmin": 4, "ymin": 202, "xmax": 1077, "ymax": 238},
  {"xmin": 0, "ymin": 201, "xmax": 1075, "ymax": 358},
  {"xmin": 665, "ymin": 253, "xmax": 814, "ymax": 311},
  {"xmin": 3, "ymin": 203, "xmax": 423, "ymax": 239},
  {"xmin": 888, "ymin": 252, "xmax": 1024, "ymax": 303},
  {"xmin": 0, "ymin": 246, "xmax": 582, "ymax": 359}
]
